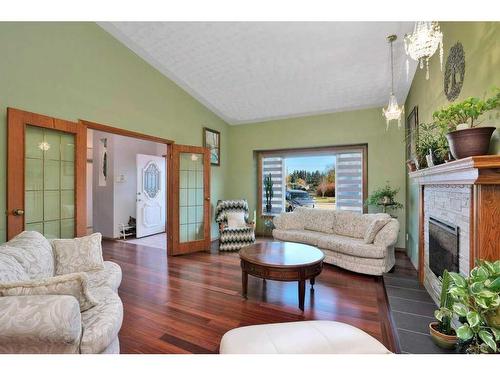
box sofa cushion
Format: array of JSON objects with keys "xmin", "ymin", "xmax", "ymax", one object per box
[
  {"xmin": 0, "ymin": 272, "xmax": 97, "ymax": 312},
  {"xmin": 299, "ymin": 208, "xmax": 335, "ymax": 234},
  {"xmin": 0, "ymin": 231, "xmax": 55, "ymax": 279},
  {"xmin": 0, "ymin": 253, "xmax": 29, "ymax": 283},
  {"xmin": 333, "ymin": 212, "xmax": 391, "ymax": 239},
  {"xmin": 273, "ymin": 212, "xmax": 304, "ymax": 230},
  {"xmin": 53, "ymin": 233, "xmax": 105, "ymax": 275},
  {"xmin": 318, "ymin": 234, "xmax": 386, "ymax": 259},
  {"xmin": 86, "ymin": 261, "xmax": 122, "ymax": 292},
  {"xmin": 272, "ymin": 229, "xmax": 328, "ymax": 247},
  {"xmin": 364, "ymin": 217, "xmax": 391, "ymax": 244},
  {"xmin": 80, "ymin": 286, "xmax": 123, "ymax": 354}
]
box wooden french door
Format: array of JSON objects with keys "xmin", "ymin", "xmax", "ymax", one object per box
[
  {"xmin": 170, "ymin": 144, "xmax": 211, "ymax": 255},
  {"xmin": 7, "ymin": 108, "xmax": 86, "ymax": 240}
]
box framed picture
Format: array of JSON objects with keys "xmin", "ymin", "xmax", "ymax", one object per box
[
  {"xmin": 203, "ymin": 127, "xmax": 220, "ymax": 166},
  {"xmin": 406, "ymin": 106, "xmax": 418, "ymax": 161}
]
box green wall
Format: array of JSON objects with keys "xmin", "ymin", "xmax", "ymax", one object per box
[
  {"xmin": 0, "ymin": 22, "xmax": 230, "ymax": 241},
  {"xmin": 226, "ymin": 107, "xmax": 407, "ymax": 248},
  {"xmin": 404, "ymin": 22, "xmax": 500, "ymax": 267}
]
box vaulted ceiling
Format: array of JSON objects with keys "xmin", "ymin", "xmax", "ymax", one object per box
[{"xmin": 100, "ymin": 22, "xmax": 418, "ymax": 125}]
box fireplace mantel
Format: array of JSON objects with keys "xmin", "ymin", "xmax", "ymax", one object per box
[
  {"xmin": 409, "ymin": 155, "xmax": 500, "ymax": 185},
  {"xmin": 410, "ymin": 155, "xmax": 500, "ymax": 287}
]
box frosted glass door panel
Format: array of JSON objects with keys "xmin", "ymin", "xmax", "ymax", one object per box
[
  {"xmin": 25, "ymin": 126, "xmax": 75, "ymax": 239},
  {"xmin": 179, "ymin": 153, "xmax": 204, "ymax": 243}
]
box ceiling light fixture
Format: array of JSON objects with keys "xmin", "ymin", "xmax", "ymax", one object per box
[
  {"xmin": 404, "ymin": 21, "xmax": 443, "ymax": 80},
  {"xmin": 383, "ymin": 35, "xmax": 404, "ymax": 130}
]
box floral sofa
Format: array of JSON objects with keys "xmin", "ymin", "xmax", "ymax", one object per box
[
  {"xmin": 273, "ymin": 208, "xmax": 400, "ymax": 275},
  {"xmin": 0, "ymin": 231, "xmax": 123, "ymax": 354}
]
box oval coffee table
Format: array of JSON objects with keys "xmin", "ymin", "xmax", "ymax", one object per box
[{"xmin": 239, "ymin": 241, "xmax": 325, "ymax": 311}]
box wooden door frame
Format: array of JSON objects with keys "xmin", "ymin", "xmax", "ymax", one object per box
[
  {"xmin": 7, "ymin": 108, "xmax": 86, "ymax": 239},
  {"xmin": 170, "ymin": 144, "xmax": 211, "ymax": 255},
  {"xmin": 79, "ymin": 120, "xmax": 174, "ymax": 253}
]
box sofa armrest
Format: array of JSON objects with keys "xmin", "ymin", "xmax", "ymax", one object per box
[
  {"xmin": 373, "ymin": 219, "xmax": 400, "ymax": 248},
  {"xmin": 0, "ymin": 295, "xmax": 82, "ymax": 353}
]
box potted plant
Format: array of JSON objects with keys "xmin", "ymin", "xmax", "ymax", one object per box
[
  {"xmin": 264, "ymin": 173, "xmax": 274, "ymax": 213},
  {"xmin": 430, "ymin": 270, "xmax": 458, "ymax": 349},
  {"xmin": 449, "ymin": 260, "xmax": 500, "ymax": 354},
  {"xmin": 432, "ymin": 89, "xmax": 499, "ymax": 159},
  {"xmin": 365, "ymin": 182, "xmax": 403, "ymax": 214},
  {"xmin": 414, "ymin": 123, "xmax": 449, "ymax": 169}
]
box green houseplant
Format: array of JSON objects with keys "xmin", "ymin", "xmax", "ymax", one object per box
[
  {"xmin": 432, "ymin": 89, "xmax": 499, "ymax": 159},
  {"xmin": 448, "ymin": 260, "xmax": 500, "ymax": 354},
  {"xmin": 430, "ymin": 270, "xmax": 458, "ymax": 349},
  {"xmin": 264, "ymin": 173, "xmax": 274, "ymax": 213},
  {"xmin": 365, "ymin": 183, "xmax": 403, "ymax": 214},
  {"xmin": 414, "ymin": 122, "xmax": 449, "ymax": 169}
]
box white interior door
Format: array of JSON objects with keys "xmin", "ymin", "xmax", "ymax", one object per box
[{"xmin": 136, "ymin": 154, "xmax": 166, "ymax": 238}]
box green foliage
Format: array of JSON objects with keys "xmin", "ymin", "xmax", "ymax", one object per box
[
  {"xmin": 448, "ymin": 260, "xmax": 500, "ymax": 353},
  {"xmin": 264, "ymin": 173, "xmax": 274, "ymax": 210},
  {"xmin": 414, "ymin": 122, "xmax": 449, "ymax": 168},
  {"xmin": 434, "ymin": 270, "xmax": 454, "ymax": 335},
  {"xmin": 366, "ymin": 182, "xmax": 403, "ymax": 213},
  {"xmin": 432, "ymin": 88, "xmax": 500, "ymax": 130}
]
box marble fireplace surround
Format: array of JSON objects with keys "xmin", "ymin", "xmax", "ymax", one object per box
[{"xmin": 409, "ymin": 156, "xmax": 500, "ymax": 304}]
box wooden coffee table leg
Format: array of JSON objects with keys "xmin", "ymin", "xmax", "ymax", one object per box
[
  {"xmin": 298, "ymin": 280, "xmax": 305, "ymax": 311},
  {"xmin": 242, "ymin": 270, "xmax": 248, "ymax": 298},
  {"xmin": 310, "ymin": 277, "xmax": 315, "ymax": 291}
]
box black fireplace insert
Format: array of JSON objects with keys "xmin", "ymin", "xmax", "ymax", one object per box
[{"xmin": 429, "ymin": 216, "xmax": 459, "ymax": 277}]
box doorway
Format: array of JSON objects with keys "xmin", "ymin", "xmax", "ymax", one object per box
[{"xmin": 86, "ymin": 128, "xmax": 167, "ymax": 244}]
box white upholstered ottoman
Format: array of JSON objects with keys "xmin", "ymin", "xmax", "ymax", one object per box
[{"xmin": 219, "ymin": 320, "xmax": 391, "ymax": 354}]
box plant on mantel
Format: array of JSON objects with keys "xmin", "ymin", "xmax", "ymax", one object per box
[
  {"xmin": 432, "ymin": 88, "xmax": 499, "ymax": 160},
  {"xmin": 414, "ymin": 122, "xmax": 449, "ymax": 169}
]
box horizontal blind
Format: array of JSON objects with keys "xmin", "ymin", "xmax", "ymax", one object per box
[
  {"xmin": 261, "ymin": 156, "xmax": 285, "ymax": 215},
  {"xmin": 335, "ymin": 151, "xmax": 363, "ymax": 213}
]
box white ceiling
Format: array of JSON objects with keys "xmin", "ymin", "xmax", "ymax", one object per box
[{"xmin": 100, "ymin": 22, "xmax": 418, "ymax": 125}]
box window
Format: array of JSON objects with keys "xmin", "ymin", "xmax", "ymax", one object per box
[{"xmin": 258, "ymin": 145, "xmax": 367, "ymax": 216}]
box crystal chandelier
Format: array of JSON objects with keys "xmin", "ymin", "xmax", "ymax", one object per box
[
  {"xmin": 383, "ymin": 35, "xmax": 404, "ymax": 129},
  {"xmin": 404, "ymin": 21, "xmax": 443, "ymax": 80}
]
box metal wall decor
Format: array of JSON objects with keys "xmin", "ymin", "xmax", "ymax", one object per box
[{"xmin": 444, "ymin": 42, "xmax": 465, "ymax": 102}]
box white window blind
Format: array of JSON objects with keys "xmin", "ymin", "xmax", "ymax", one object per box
[
  {"xmin": 261, "ymin": 156, "xmax": 285, "ymax": 215},
  {"xmin": 335, "ymin": 151, "xmax": 364, "ymax": 213}
]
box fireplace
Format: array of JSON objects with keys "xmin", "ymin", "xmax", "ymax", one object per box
[{"xmin": 429, "ymin": 216, "xmax": 459, "ymax": 278}]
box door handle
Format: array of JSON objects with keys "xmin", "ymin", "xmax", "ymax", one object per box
[
  {"xmin": 12, "ymin": 209, "xmax": 24, "ymax": 216},
  {"xmin": 205, "ymin": 197, "xmax": 210, "ymax": 201}
]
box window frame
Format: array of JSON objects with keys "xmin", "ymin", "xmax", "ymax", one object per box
[{"xmin": 256, "ymin": 144, "xmax": 368, "ymax": 217}]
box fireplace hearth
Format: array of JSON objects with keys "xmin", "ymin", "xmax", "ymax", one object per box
[{"xmin": 429, "ymin": 216, "xmax": 459, "ymax": 278}]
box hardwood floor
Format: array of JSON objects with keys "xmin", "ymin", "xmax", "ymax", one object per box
[{"xmin": 102, "ymin": 239, "xmax": 399, "ymax": 354}]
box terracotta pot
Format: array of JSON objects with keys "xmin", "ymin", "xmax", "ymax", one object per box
[
  {"xmin": 445, "ymin": 126, "xmax": 496, "ymax": 159},
  {"xmin": 429, "ymin": 322, "xmax": 458, "ymax": 350}
]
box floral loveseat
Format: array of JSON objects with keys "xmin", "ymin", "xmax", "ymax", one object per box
[
  {"xmin": 0, "ymin": 231, "xmax": 123, "ymax": 354},
  {"xmin": 273, "ymin": 208, "xmax": 399, "ymax": 275}
]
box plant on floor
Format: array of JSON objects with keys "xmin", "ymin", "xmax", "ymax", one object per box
[
  {"xmin": 264, "ymin": 173, "xmax": 274, "ymax": 213},
  {"xmin": 430, "ymin": 270, "xmax": 458, "ymax": 349},
  {"xmin": 415, "ymin": 122, "xmax": 449, "ymax": 168},
  {"xmin": 449, "ymin": 260, "xmax": 500, "ymax": 354},
  {"xmin": 365, "ymin": 182, "xmax": 403, "ymax": 213}
]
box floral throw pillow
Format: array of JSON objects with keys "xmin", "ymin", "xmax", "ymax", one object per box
[
  {"xmin": 0, "ymin": 272, "xmax": 97, "ymax": 312},
  {"xmin": 53, "ymin": 233, "xmax": 105, "ymax": 275}
]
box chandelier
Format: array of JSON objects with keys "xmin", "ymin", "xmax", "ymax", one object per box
[
  {"xmin": 383, "ymin": 35, "xmax": 404, "ymax": 129},
  {"xmin": 404, "ymin": 21, "xmax": 443, "ymax": 80}
]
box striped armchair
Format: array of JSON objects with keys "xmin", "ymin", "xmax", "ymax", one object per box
[{"xmin": 215, "ymin": 200, "xmax": 256, "ymax": 251}]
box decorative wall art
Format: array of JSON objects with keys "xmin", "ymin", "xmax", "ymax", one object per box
[
  {"xmin": 203, "ymin": 127, "xmax": 220, "ymax": 166},
  {"xmin": 444, "ymin": 42, "xmax": 465, "ymax": 101},
  {"xmin": 406, "ymin": 106, "xmax": 419, "ymax": 162}
]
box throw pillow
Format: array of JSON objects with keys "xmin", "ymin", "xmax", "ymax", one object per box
[
  {"xmin": 0, "ymin": 252, "xmax": 29, "ymax": 283},
  {"xmin": 227, "ymin": 211, "xmax": 247, "ymax": 228},
  {"xmin": 0, "ymin": 272, "xmax": 97, "ymax": 312},
  {"xmin": 53, "ymin": 233, "xmax": 104, "ymax": 275},
  {"xmin": 364, "ymin": 218, "xmax": 391, "ymax": 244}
]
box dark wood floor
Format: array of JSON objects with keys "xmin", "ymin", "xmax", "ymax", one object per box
[{"xmin": 102, "ymin": 239, "xmax": 400, "ymax": 354}]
